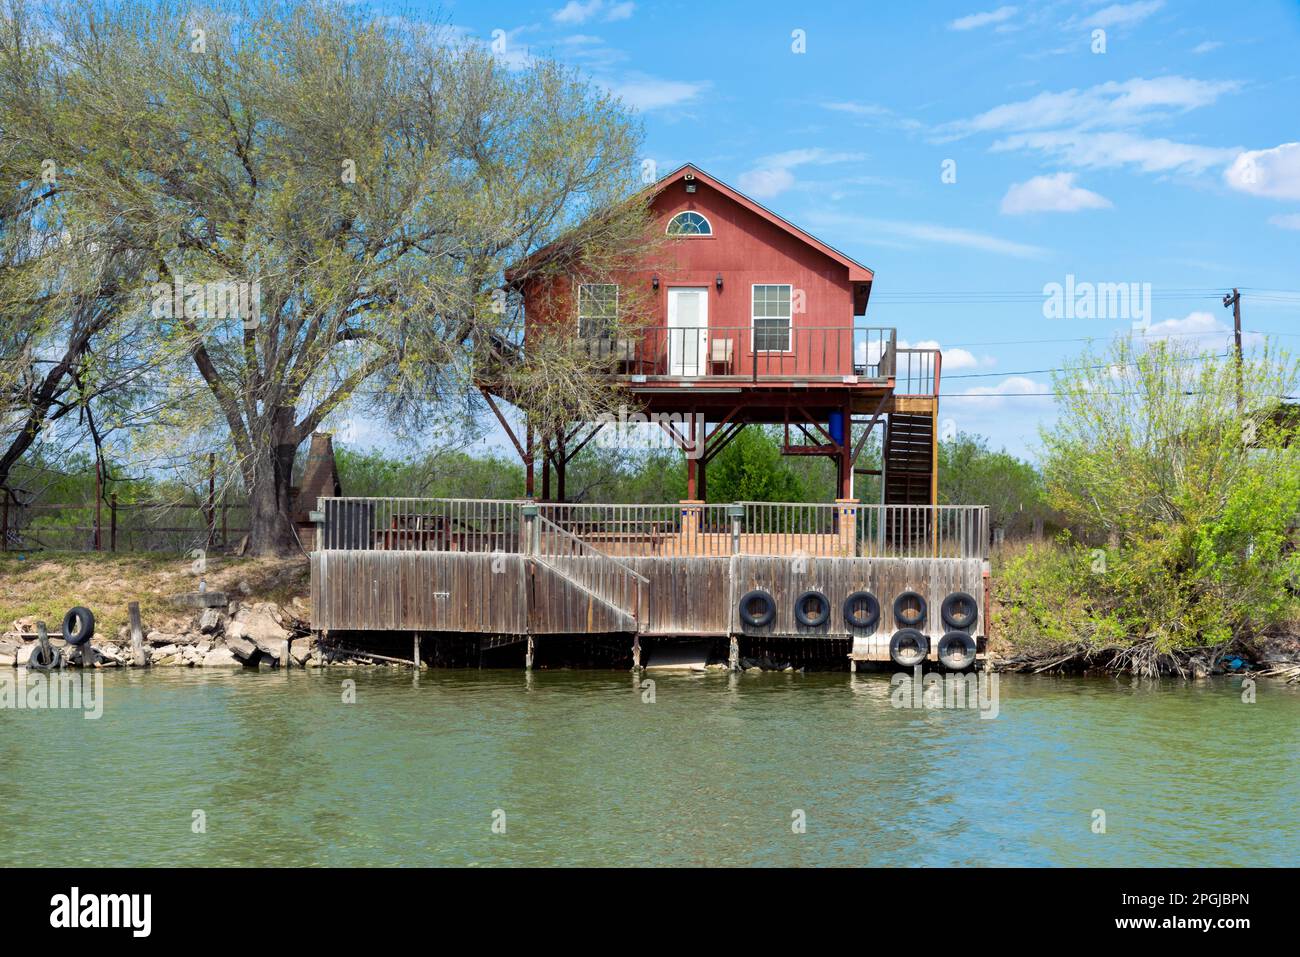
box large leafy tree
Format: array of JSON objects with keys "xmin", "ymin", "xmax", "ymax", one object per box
[
  {"xmin": 0, "ymin": 0, "xmax": 162, "ymax": 506},
  {"xmin": 5, "ymin": 0, "xmax": 650, "ymax": 554}
]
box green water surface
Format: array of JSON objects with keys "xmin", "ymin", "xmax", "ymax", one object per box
[{"xmin": 1, "ymin": 668, "xmax": 1295, "ymax": 866}]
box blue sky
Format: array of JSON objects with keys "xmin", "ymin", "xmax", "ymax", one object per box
[{"xmin": 353, "ymin": 0, "xmax": 1300, "ymax": 459}]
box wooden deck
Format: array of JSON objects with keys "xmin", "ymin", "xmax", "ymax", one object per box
[{"xmin": 309, "ymin": 498, "xmax": 990, "ymax": 665}]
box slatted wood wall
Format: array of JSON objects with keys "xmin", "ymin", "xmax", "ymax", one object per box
[
  {"xmin": 312, "ymin": 551, "xmax": 983, "ymax": 661},
  {"xmin": 311, "ymin": 551, "xmax": 528, "ymax": 633}
]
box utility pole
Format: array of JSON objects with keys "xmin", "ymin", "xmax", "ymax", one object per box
[{"xmin": 1223, "ymin": 288, "xmax": 1242, "ymax": 414}]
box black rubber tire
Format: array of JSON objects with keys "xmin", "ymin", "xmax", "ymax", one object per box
[
  {"xmin": 938, "ymin": 631, "xmax": 978, "ymax": 671},
  {"xmin": 893, "ymin": 590, "xmax": 927, "ymax": 627},
  {"xmin": 889, "ymin": 629, "xmax": 929, "ymax": 668},
  {"xmin": 843, "ymin": 590, "xmax": 880, "ymax": 630},
  {"xmin": 793, "ymin": 590, "xmax": 830, "ymax": 628},
  {"xmin": 940, "ymin": 592, "xmax": 978, "ymax": 630},
  {"xmin": 738, "ymin": 590, "xmax": 776, "ymax": 628},
  {"xmin": 61, "ymin": 606, "xmax": 95, "ymax": 645},
  {"xmin": 27, "ymin": 643, "xmax": 61, "ymax": 669}
]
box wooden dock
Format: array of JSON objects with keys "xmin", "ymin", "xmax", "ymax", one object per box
[{"xmin": 309, "ymin": 498, "xmax": 989, "ymax": 666}]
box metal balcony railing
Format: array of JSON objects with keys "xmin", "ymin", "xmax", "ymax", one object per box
[{"xmin": 580, "ymin": 325, "xmax": 897, "ymax": 381}]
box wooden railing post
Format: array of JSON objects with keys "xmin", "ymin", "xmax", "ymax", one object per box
[
  {"xmin": 728, "ymin": 503, "xmax": 744, "ymax": 554},
  {"xmin": 521, "ymin": 503, "xmax": 538, "ymax": 556}
]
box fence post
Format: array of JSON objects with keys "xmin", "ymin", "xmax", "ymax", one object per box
[
  {"xmin": 128, "ymin": 601, "xmax": 145, "ymax": 667},
  {"xmin": 110, "ymin": 494, "xmax": 117, "ymax": 552},
  {"xmin": 94, "ymin": 461, "xmax": 102, "ymax": 552},
  {"xmin": 1, "ymin": 495, "xmax": 7, "ymax": 552},
  {"xmin": 206, "ymin": 452, "xmax": 216, "ymax": 549},
  {"xmin": 727, "ymin": 503, "xmax": 744, "ymax": 554},
  {"xmin": 521, "ymin": 503, "xmax": 538, "ymax": 556}
]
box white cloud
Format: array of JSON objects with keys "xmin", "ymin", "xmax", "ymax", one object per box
[
  {"xmin": 820, "ymin": 101, "xmax": 925, "ymax": 133},
  {"xmin": 737, "ymin": 168, "xmax": 795, "ymax": 198},
  {"xmin": 1000, "ymin": 172, "xmax": 1112, "ymax": 214},
  {"xmin": 553, "ymin": 0, "xmax": 634, "ymax": 25},
  {"xmin": 873, "ymin": 220, "xmax": 1047, "ymax": 259},
  {"xmin": 736, "ymin": 149, "xmax": 866, "ymax": 200},
  {"xmin": 949, "ymin": 76, "xmax": 1239, "ymax": 137},
  {"xmin": 1223, "ymin": 143, "xmax": 1300, "ymax": 201},
  {"xmin": 607, "ymin": 74, "xmax": 706, "ymax": 110},
  {"xmin": 1138, "ymin": 311, "xmax": 1264, "ymax": 349},
  {"xmin": 992, "ymin": 131, "xmax": 1238, "ymax": 175},
  {"xmin": 949, "ymin": 6, "xmax": 1017, "ymax": 31},
  {"xmin": 898, "ymin": 340, "xmax": 988, "ymax": 371},
  {"xmin": 1192, "ymin": 40, "xmax": 1222, "ymax": 54},
  {"xmin": 1080, "ymin": 1, "xmax": 1164, "ymax": 29},
  {"xmin": 822, "ymin": 101, "xmax": 892, "ymax": 117},
  {"xmin": 947, "ymin": 376, "xmax": 1051, "ymax": 411},
  {"xmin": 1269, "ymin": 213, "xmax": 1300, "ymax": 230}
]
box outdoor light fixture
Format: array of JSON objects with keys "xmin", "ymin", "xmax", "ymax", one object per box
[
  {"xmin": 715, "ymin": 273, "xmax": 723, "ymax": 291},
  {"xmin": 684, "ymin": 172, "xmax": 696, "ymax": 194},
  {"xmin": 651, "ymin": 274, "xmax": 660, "ymax": 291}
]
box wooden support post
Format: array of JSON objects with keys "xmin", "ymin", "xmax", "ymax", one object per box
[
  {"xmin": 729, "ymin": 635, "xmax": 739, "ymax": 672},
  {"xmin": 684, "ymin": 411, "xmax": 699, "ymax": 500},
  {"xmin": 631, "ymin": 632, "xmax": 640, "ymax": 671},
  {"xmin": 413, "ymin": 632, "xmax": 421, "ymax": 668},
  {"xmin": 207, "ymin": 452, "xmax": 217, "ymax": 549},
  {"xmin": 526, "ymin": 634, "xmax": 534, "ymax": 670},
  {"xmin": 1, "ymin": 495, "xmax": 7, "ymax": 552},
  {"xmin": 556, "ymin": 431, "xmax": 567, "ymax": 503},
  {"xmin": 36, "ymin": 621, "xmax": 52, "ymax": 666},
  {"xmin": 128, "ymin": 601, "xmax": 145, "ymax": 667},
  {"xmin": 109, "ymin": 494, "xmax": 118, "ymax": 552},
  {"xmin": 93, "ymin": 458, "xmax": 102, "ymax": 551},
  {"xmin": 525, "ymin": 423, "xmax": 535, "ymax": 499}
]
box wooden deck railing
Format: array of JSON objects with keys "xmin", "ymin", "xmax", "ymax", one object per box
[
  {"xmin": 318, "ymin": 497, "xmax": 525, "ymax": 551},
  {"xmin": 315, "ymin": 498, "xmax": 988, "ymax": 560},
  {"xmin": 536, "ymin": 502, "xmax": 733, "ymax": 556},
  {"xmin": 532, "ymin": 513, "xmax": 648, "ymax": 621}
]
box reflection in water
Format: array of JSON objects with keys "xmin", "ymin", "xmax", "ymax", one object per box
[{"xmin": 1, "ymin": 668, "xmax": 1296, "ymax": 866}]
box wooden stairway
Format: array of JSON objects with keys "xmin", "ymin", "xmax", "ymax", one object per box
[
  {"xmin": 882, "ymin": 407, "xmax": 937, "ymax": 550},
  {"xmin": 883, "ymin": 409, "xmax": 936, "ymax": 507}
]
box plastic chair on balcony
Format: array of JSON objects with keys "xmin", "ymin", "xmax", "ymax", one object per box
[{"xmin": 710, "ymin": 337, "xmax": 734, "ymax": 374}]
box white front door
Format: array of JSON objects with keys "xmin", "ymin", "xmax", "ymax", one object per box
[{"xmin": 667, "ymin": 287, "xmax": 708, "ymax": 376}]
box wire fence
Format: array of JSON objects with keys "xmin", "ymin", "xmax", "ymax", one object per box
[{"xmin": 1, "ymin": 498, "xmax": 250, "ymax": 555}]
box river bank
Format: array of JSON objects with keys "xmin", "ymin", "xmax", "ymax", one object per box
[{"xmin": 3, "ymin": 552, "xmax": 1299, "ymax": 679}]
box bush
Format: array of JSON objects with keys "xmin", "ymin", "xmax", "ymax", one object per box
[{"xmin": 997, "ymin": 337, "xmax": 1300, "ymax": 671}]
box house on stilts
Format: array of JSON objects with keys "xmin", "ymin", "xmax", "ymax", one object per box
[{"xmin": 309, "ymin": 164, "xmax": 990, "ymax": 670}]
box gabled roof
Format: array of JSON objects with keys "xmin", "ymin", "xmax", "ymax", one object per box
[
  {"xmin": 654, "ymin": 164, "xmax": 875, "ymax": 282},
  {"xmin": 506, "ymin": 162, "xmax": 876, "ymax": 285}
]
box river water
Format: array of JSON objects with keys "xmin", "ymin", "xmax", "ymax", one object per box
[{"xmin": 1, "ymin": 668, "xmax": 1296, "ymax": 866}]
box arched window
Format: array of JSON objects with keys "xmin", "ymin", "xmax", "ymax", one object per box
[{"xmin": 666, "ymin": 211, "xmax": 712, "ymax": 236}]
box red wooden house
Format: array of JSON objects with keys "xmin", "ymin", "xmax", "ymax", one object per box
[{"xmin": 489, "ymin": 163, "xmax": 942, "ymax": 508}]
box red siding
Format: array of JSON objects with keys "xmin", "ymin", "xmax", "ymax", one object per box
[
  {"xmin": 642, "ymin": 179, "xmax": 857, "ymax": 332},
  {"xmin": 521, "ymin": 178, "xmax": 865, "ymax": 378}
]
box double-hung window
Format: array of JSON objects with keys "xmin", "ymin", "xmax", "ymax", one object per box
[
  {"xmin": 752, "ymin": 284, "xmax": 792, "ymax": 352},
  {"xmin": 577, "ymin": 283, "xmax": 619, "ymax": 339}
]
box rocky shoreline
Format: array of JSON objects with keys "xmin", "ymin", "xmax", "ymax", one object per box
[{"xmin": 0, "ymin": 591, "xmax": 335, "ymax": 670}]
